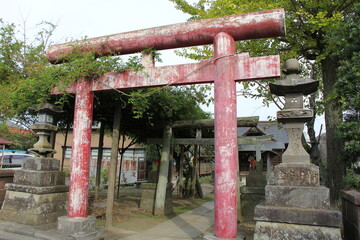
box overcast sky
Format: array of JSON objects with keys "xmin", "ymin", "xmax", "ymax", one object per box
[{"xmin": 0, "ymin": 0, "xmax": 324, "ymax": 134}]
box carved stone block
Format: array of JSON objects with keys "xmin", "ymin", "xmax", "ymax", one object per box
[
  {"xmin": 0, "ymin": 190, "xmax": 68, "ymax": 229},
  {"xmin": 265, "ymin": 185, "xmax": 330, "ymax": 209},
  {"xmin": 13, "ymin": 170, "xmax": 65, "ymax": 187},
  {"xmin": 274, "ymin": 163, "xmax": 319, "ymax": 186},
  {"xmin": 22, "ymin": 157, "xmax": 60, "ymax": 171},
  {"xmin": 277, "ymin": 109, "xmax": 313, "ymax": 123}
]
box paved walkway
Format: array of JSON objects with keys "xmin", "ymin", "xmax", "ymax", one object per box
[
  {"xmin": 123, "ymin": 201, "xmax": 214, "ymax": 240},
  {"xmin": 0, "ymin": 201, "xmax": 215, "ymax": 240}
]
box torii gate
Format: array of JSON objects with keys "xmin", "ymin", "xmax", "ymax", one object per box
[{"xmin": 47, "ymin": 9, "xmax": 285, "ymax": 239}]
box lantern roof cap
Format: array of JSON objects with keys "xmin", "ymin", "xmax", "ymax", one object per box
[
  {"xmin": 269, "ymin": 58, "xmax": 319, "ymax": 96},
  {"xmin": 29, "ymin": 103, "xmax": 63, "ymax": 115}
]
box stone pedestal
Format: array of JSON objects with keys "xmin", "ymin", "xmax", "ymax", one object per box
[
  {"xmin": 140, "ymin": 182, "xmax": 173, "ymax": 216},
  {"xmin": 57, "ymin": 216, "xmax": 102, "ymax": 240},
  {"xmin": 254, "ymin": 164, "xmax": 342, "ymax": 239},
  {"xmin": 239, "ymin": 171, "xmax": 266, "ymax": 222},
  {"xmin": 0, "ymin": 157, "xmax": 68, "ymax": 230}
]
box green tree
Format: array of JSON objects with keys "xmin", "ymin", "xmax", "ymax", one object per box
[
  {"xmin": 0, "ymin": 121, "xmax": 37, "ymax": 150},
  {"xmin": 170, "ymin": 0, "xmax": 358, "ymax": 201},
  {"xmin": 335, "ymin": 4, "xmax": 360, "ymax": 190},
  {"xmin": 0, "ymin": 19, "xmax": 57, "ymax": 127},
  {"xmin": 0, "ymin": 19, "xmax": 211, "ymax": 147}
]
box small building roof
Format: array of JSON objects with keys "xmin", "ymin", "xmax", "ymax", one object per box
[
  {"xmin": 0, "ymin": 138, "xmax": 11, "ymax": 145},
  {"xmin": 238, "ymin": 121, "xmax": 289, "ymax": 150}
]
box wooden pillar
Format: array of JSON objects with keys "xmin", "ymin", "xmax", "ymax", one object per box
[
  {"xmin": 255, "ymin": 140, "xmax": 263, "ymax": 172},
  {"xmin": 191, "ymin": 128, "xmax": 201, "ymax": 197},
  {"xmin": 179, "ymin": 145, "xmax": 185, "ymax": 197},
  {"xmin": 105, "ymin": 106, "xmax": 121, "ymax": 228},
  {"xmin": 154, "ymin": 125, "xmax": 172, "ymax": 216},
  {"xmin": 68, "ymin": 78, "xmax": 94, "ymax": 218},
  {"xmin": 214, "ymin": 32, "xmax": 238, "ymax": 238},
  {"xmin": 266, "ymin": 152, "xmax": 273, "ymax": 184},
  {"xmin": 95, "ymin": 122, "xmax": 105, "ymax": 200}
]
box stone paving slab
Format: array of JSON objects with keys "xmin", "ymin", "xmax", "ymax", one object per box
[
  {"xmin": 0, "ymin": 230, "xmax": 38, "ymax": 240},
  {"xmin": 0, "ymin": 221, "xmax": 74, "ymax": 240},
  {"xmin": 122, "ymin": 201, "xmax": 214, "ymax": 240}
]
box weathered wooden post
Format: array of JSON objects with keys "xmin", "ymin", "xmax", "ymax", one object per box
[
  {"xmin": 94, "ymin": 122, "xmax": 105, "ymax": 200},
  {"xmin": 213, "ymin": 32, "xmax": 239, "ymax": 238},
  {"xmin": 179, "ymin": 145, "xmax": 185, "ymax": 197},
  {"xmin": 154, "ymin": 125, "xmax": 173, "ymax": 216},
  {"xmin": 191, "ymin": 128, "xmax": 202, "ymax": 198},
  {"xmin": 67, "ymin": 79, "xmax": 94, "ymax": 218},
  {"xmin": 105, "ymin": 106, "xmax": 121, "ymax": 229},
  {"xmin": 57, "ymin": 78, "xmax": 99, "ymax": 238}
]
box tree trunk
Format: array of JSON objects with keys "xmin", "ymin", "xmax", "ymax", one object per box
[
  {"xmin": 321, "ymin": 56, "xmax": 344, "ymax": 203},
  {"xmin": 116, "ymin": 135, "xmax": 126, "ymax": 198},
  {"xmin": 306, "ymin": 93, "xmax": 321, "ymax": 166}
]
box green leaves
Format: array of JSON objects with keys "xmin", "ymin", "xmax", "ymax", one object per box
[
  {"xmin": 335, "ymin": 3, "xmax": 360, "ymax": 170},
  {"xmin": 128, "ymin": 86, "xmax": 210, "ymax": 122}
]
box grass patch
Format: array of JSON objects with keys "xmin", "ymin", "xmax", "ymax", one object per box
[
  {"xmin": 173, "ymin": 205, "xmax": 194, "ymax": 214},
  {"xmin": 199, "ymin": 175, "xmax": 212, "ymax": 184}
]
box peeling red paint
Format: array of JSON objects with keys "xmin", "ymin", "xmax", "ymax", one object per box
[
  {"xmin": 68, "ymin": 78, "xmax": 94, "ymax": 218},
  {"xmin": 46, "ymin": 9, "xmax": 285, "ymax": 64},
  {"xmin": 52, "ymin": 53, "xmax": 280, "ymax": 94},
  {"xmin": 214, "ymin": 32, "xmax": 238, "ymax": 238}
]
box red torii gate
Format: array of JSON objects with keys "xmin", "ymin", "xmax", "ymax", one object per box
[{"xmin": 47, "ymin": 9, "xmax": 285, "ymax": 239}]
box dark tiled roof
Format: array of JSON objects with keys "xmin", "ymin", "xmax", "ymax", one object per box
[{"xmin": 238, "ymin": 121, "xmax": 288, "ymax": 150}]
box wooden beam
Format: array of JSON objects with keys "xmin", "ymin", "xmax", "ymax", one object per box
[
  {"xmin": 47, "ymin": 9, "xmax": 285, "ymax": 64},
  {"xmin": 172, "ymin": 116, "xmax": 259, "ymax": 128},
  {"xmin": 51, "ymin": 54, "xmax": 280, "ymax": 94},
  {"xmin": 147, "ymin": 134, "xmax": 274, "ymax": 146}
]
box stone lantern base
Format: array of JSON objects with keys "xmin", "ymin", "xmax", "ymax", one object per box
[
  {"xmin": 253, "ymin": 163, "xmax": 342, "ymax": 240},
  {"xmin": 0, "ymin": 157, "xmax": 68, "ymax": 230}
]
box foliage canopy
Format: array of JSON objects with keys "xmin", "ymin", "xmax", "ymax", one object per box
[{"xmin": 0, "ymin": 19, "xmax": 211, "ymax": 147}]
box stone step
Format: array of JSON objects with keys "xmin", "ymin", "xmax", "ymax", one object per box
[
  {"xmin": 6, "ymin": 183, "xmax": 68, "ymax": 194},
  {"xmin": 254, "ymin": 203, "xmax": 342, "ymax": 228}
]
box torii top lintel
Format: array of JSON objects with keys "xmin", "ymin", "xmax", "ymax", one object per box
[{"xmin": 46, "ymin": 9, "xmax": 285, "ymax": 64}]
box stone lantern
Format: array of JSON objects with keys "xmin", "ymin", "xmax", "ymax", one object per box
[
  {"xmin": 253, "ymin": 59, "xmax": 342, "ymax": 239},
  {"xmin": 0, "ymin": 103, "xmax": 68, "ymax": 230},
  {"xmin": 28, "ymin": 103, "xmax": 62, "ymax": 157}
]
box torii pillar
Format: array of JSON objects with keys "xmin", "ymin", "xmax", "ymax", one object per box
[
  {"xmin": 213, "ymin": 32, "xmax": 239, "ymax": 238},
  {"xmin": 47, "ymin": 9, "xmax": 285, "ymax": 239}
]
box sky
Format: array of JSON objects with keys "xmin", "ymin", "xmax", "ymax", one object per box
[{"xmin": 0, "ymin": 0, "xmax": 325, "ymax": 135}]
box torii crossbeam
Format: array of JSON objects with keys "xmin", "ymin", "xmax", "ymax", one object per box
[{"xmin": 47, "ymin": 9, "xmax": 285, "ymax": 239}]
